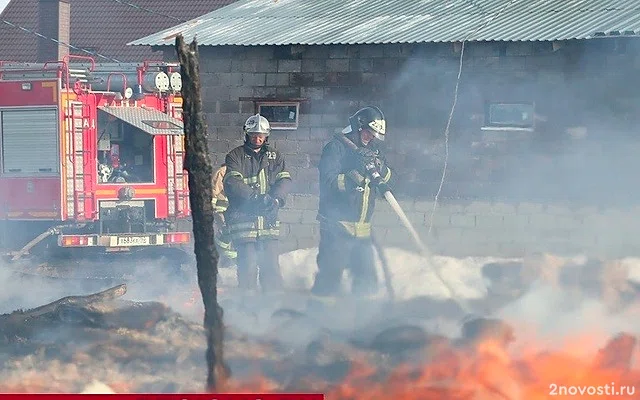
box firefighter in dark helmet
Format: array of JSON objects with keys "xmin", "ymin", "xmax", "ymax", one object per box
[
  {"xmin": 223, "ymin": 114, "xmax": 292, "ymax": 292},
  {"xmin": 312, "ymin": 106, "xmax": 393, "ymax": 298}
]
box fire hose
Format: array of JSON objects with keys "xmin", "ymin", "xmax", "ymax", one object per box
[{"xmin": 335, "ymin": 133, "xmax": 470, "ymax": 313}]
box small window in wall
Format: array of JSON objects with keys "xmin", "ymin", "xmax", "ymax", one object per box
[
  {"xmin": 257, "ymin": 101, "xmax": 299, "ymax": 130},
  {"xmin": 482, "ymin": 102, "xmax": 535, "ymax": 131}
]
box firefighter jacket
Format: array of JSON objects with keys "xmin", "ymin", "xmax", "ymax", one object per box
[
  {"xmin": 211, "ymin": 164, "xmax": 229, "ymax": 213},
  {"xmin": 223, "ymin": 143, "xmax": 292, "ymax": 243},
  {"xmin": 317, "ymin": 131, "xmax": 393, "ymax": 238}
]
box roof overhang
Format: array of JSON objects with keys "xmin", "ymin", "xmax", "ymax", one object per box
[{"xmin": 98, "ymin": 106, "xmax": 184, "ymax": 135}]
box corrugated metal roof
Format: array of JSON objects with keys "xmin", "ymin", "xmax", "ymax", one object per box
[
  {"xmin": 128, "ymin": 0, "xmax": 640, "ymax": 47},
  {"xmin": 99, "ymin": 106, "xmax": 184, "ymax": 135}
]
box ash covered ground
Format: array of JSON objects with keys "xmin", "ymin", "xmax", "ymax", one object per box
[{"xmin": 1, "ymin": 247, "xmax": 640, "ymax": 398}]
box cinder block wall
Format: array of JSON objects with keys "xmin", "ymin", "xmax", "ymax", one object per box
[
  {"xmin": 161, "ymin": 40, "xmax": 640, "ymax": 258},
  {"xmin": 278, "ymin": 195, "xmax": 640, "ymax": 259}
]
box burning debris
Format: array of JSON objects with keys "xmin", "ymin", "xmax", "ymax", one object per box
[{"xmin": 0, "ymin": 250, "xmax": 638, "ymax": 398}]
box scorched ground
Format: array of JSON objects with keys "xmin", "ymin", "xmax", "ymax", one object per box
[{"xmin": 0, "ymin": 247, "xmax": 639, "ymax": 399}]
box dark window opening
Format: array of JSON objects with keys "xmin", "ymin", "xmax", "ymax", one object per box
[{"xmin": 97, "ymin": 110, "xmax": 155, "ymax": 184}]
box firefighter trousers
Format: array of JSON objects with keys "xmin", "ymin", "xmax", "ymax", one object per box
[
  {"xmin": 235, "ymin": 238, "xmax": 284, "ymax": 292},
  {"xmin": 311, "ymin": 226, "xmax": 379, "ymax": 297}
]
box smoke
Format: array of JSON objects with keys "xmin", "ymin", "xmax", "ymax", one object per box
[
  {"xmin": 385, "ymin": 40, "xmax": 640, "ymax": 206},
  {"xmin": 0, "ymin": 250, "xmax": 203, "ymax": 316}
]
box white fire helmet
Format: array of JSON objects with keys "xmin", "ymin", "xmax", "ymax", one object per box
[{"xmin": 243, "ymin": 114, "xmax": 271, "ymax": 136}]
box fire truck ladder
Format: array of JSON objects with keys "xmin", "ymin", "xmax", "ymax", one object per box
[
  {"xmin": 64, "ymin": 101, "xmax": 90, "ymax": 220},
  {"xmin": 167, "ymin": 134, "xmax": 187, "ymax": 218}
]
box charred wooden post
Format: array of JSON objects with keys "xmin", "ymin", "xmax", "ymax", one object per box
[{"xmin": 175, "ymin": 35, "xmax": 229, "ymax": 391}]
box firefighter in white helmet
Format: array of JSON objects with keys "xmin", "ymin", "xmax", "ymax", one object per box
[
  {"xmin": 223, "ymin": 114, "xmax": 292, "ymax": 292},
  {"xmin": 312, "ymin": 106, "xmax": 393, "ymax": 298}
]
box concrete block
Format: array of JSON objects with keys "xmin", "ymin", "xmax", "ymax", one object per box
[
  {"xmin": 289, "ymin": 223, "xmax": 318, "ymax": 238},
  {"xmin": 309, "ymin": 127, "xmax": 333, "ymax": 142},
  {"xmin": 297, "ymin": 114, "xmax": 322, "ymax": 127},
  {"xmin": 278, "ymin": 239, "xmax": 299, "ymax": 255},
  {"xmin": 320, "ymin": 113, "xmax": 342, "ymax": 127},
  {"xmin": 412, "ymin": 200, "xmax": 435, "ymax": 213},
  {"xmin": 290, "ymin": 73, "xmax": 315, "ymax": 86},
  {"xmin": 328, "ymin": 45, "xmax": 348, "ymax": 59},
  {"xmin": 254, "ymin": 58, "xmax": 278, "ymax": 73},
  {"xmin": 385, "ymin": 230, "xmax": 412, "ymax": 247},
  {"xmin": 278, "ymin": 59, "xmax": 302, "ymax": 73},
  {"xmin": 574, "ymin": 206, "xmax": 600, "ymax": 216},
  {"xmin": 302, "ymin": 46, "xmax": 330, "ymax": 59},
  {"xmin": 490, "ymin": 202, "xmax": 518, "ymax": 215},
  {"xmin": 224, "ymin": 72, "xmax": 243, "ymax": 86},
  {"xmin": 272, "ymin": 140, "xmax": 299, "ymax": 154},
  {"xmin": 528, "ymin": 214, "xmax": 582, "ymax": 231},
  {"xmin": 288, "ymin": 194, "xmax": 319, "ymax": 210},
  {"xmin": 382, "ymin": 44, "xmax": 410, "ymax": 58},
  {"xmin": 285, "ymin": 154, "xmax": 310, "ymax": 169},
  {"xmin": 284, "ymin": 127, "xmax": 311, "ymax": 141},
  {"xmin": 599, "ymin": 209, "xmax": 637, "ymax": 230},
  {"xmin": 297, "ymin": 236, "xmax": 319, "ymax": 250},
  {"xmin": 241, "ymin": 73, "xmax": 266, "ymax": 86},
  {"xmin": 436, "ymin": 202, "xmax": 467, "ymax": 214},
  {"xmin": 475, "ymin": 215, "xmax": 504, "ymax": 228},
  {"xmin": 265, "ymin": 73, "xmax": 290, "ymax": 86},
  {"xmin": 210, "ymin": 113, "xmax": 234, "ymax": 127},
  {"xmin": 202, "ymin": 86, "xmax": 231, "ymax": 102},
  {"xmin": 301, "ymin": 209, "xmax": 319, "ymax": 224},
  {"xmin": 278, "ymin": 223, "xmax": 291, "ymax": 237},
  {"xmin": 298, "ymin": 140, "xmax": 323, "ymax": 155},
  {"xmin": 425, "ymin": 212, "xmax": 450, "ymax": 229},
  {"xmin": 517, "ymin": 202, "xmax": 546, "ymax": 214},
  {"xmin": 229, "ymin": 87, "xmax": 254, "ymax": 99},
  {"xmin": 373, "ymin": 211, "xmax": 401, "ymax": 227},
  {"xmin": 252, "ymin": 87, "xmax": 277, "ymax": 98},
  {"xmin": 276, "ymin": 87, "xmax": 302, "ymax": 98},
  {"xmin": 463, "ymin": 201, "xmax": 496, "ymax": 215},
  {"xmin": 278, "ymin": 209, "xmax": 304, "ymax": 224},
  {"xmin": 450, "ymin": 214, "xmax": 476, "ymax": 228},
  {"xmin": 372, "ymin": 58, "xmax": 400, "ymax": 73},
  {"xmin": 300, "ymin": 87, "xmax": 324, "ymax": 100},
  {"xmin": 433, "ymin": 227, "xmax": 465, "ymax": 242},
  {"xmin": 326, "ymin": 59, "xmax": 350, "ymax": 72},
  {"xmin": 301, "ymin": 59, "xmax": 326, "ymax": 73},
  {"xmin": 359, "ymin": 45, "xmax": 384, "ymax": 58},
  {"xmin": 502, "ymin": 214, "xmax": 530, "ymax": 228},
  {"xmin": 200, "ymin": 58, "xmax": 232, "ymax": 72},
  {"xmin": 218, "ymin": 101, "xmax": 239, "ymax": 114},
  {"xmin": 349, "ymin": 59, "xmax": 373, "ymax": 72},
  {"xmin": 545, "ymin": 204, "xmax": 574, "ymax": 215},
  {"xmin": 243, "ymin": 46, "xmax": 274, "ymax": 59},
  {"xmin": 505, "ymin": 42, "xmax": 534, "ymax": 56},
  {"xmin": 231, "ymin": 59, "xmax": 254, "ymax": 73}
]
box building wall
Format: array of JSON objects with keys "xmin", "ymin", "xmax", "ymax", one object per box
[
  {"xmin": 162, "ymin": 39, "xmax": 640, "ymax": 258},
  {"xmin": 278, "ymin": 194, "xmax": 640, "ymax": 259}
]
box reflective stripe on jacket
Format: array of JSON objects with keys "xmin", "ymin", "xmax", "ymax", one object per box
[
  {"xmin": 317, "ymin": 132, "xmax": 393, "ymax": 238},
  {"xmin": 223, "ymin": 143, "xmax": 292, "ymax": 243}
]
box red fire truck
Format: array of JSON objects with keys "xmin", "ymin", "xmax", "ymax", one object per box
[{"xmin": 0, "ymin": 55, "xmax": 191, "ymax": 263}]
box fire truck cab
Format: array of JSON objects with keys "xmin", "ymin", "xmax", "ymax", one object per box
[{"xmin": 0, "ymin": 55, "xmax": 192, "ymax": 261}]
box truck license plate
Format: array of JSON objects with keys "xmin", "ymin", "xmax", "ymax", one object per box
[{"xmin": 117, "ymin": 236, "xmax": 150, "ymax": 246}]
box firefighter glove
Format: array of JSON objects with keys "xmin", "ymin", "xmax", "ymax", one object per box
[
  {"xmin": 261, "ymin": 194, "xmax": 280, "ymax": 226},
  {"xmin": 261, "ymin": 194, "xmax": 280, "ymax": 212},
  {"xmin": 371, "ymin": 176, "xmax": 390, "ymax": 194}
]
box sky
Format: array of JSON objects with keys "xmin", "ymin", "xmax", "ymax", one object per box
[{"xmin": 0, "ymin": 0, "xmax": 8, "ymax": 15}]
